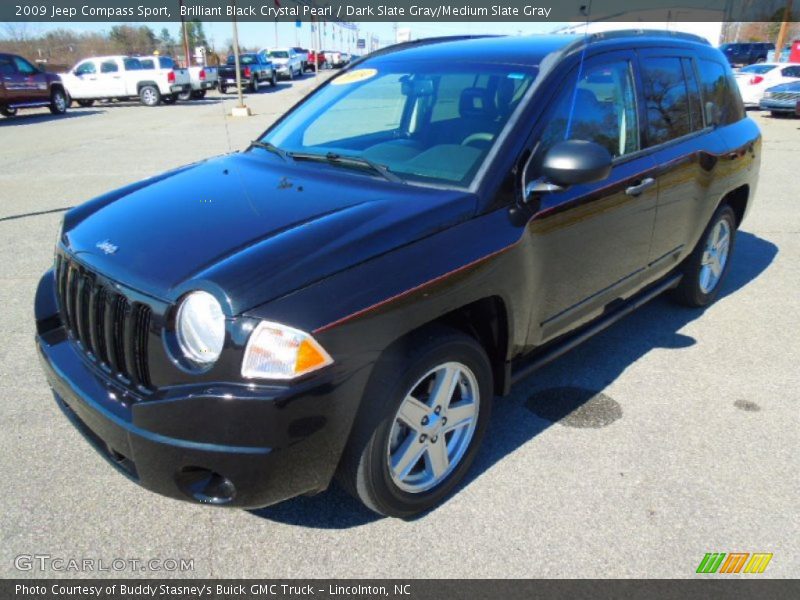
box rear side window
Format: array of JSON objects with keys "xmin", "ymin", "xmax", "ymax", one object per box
[
  {"xmin": 641, "ymin": 57, "xmax": 692, "ymax": 145},
  {"xmin": 100, "ymin": 61, "xmax": 119, "ymax": 73},
  {"xmin": 13, "ymin": 56, "xmax": 37, "ymax": 75},
  {"xmin": 0, "ymin": 56, "xmax": 14, "ymax": 76},
  {"xmin": 682, "ymin": 58, "xmax": 703, "ymax": 132},
  {"xmin": 139, "ymin": 59, "xmax": 154, "ymax": 69},
  {"xmin": 123, "ymin": 58, "xmax": 141, "ymax": 71},
  {"xmin": 697, "ymin": 59, "xmax": 745, "ymax": 125},
  {"xmin": 781, "ymin": 66, "xmax": 800, "ymax": 77}
]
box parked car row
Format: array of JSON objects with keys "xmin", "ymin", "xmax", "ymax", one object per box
[
  {"xmin": 2, "ymin": 46, "xmax": 342, "ymax": 117},
  {"xmin": 733, "ymin": 62, "xmax": 800, "ymax": 116}
]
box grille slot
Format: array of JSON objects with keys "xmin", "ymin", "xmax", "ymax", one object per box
[
  {"xmin": 55, "ymin": 257, "xmax": 153, "ymax": 391},
  {"xmin": 770, "ymin": 92, "xmax": 800, "ymax": 101}
]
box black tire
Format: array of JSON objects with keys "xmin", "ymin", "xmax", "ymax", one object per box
[
  {"xmin": 139, "ymin": 85, "xmax": 161, "ymax": 107},
  {"xmin": 191, "ymin": 90, "xmax": 206, "ymax": 100},
  {"xmin": 76, "ymin": 99, "xmax": 94, "ymax": 108},
  {"xmin": 177, "ymin": 89, "xmax": 193, "ymax": 101},
  {"xmin": 270, "ymin": 73, "xmax": 277, "ymax": 87},
  {"xmin": 337, "ymin": 326, "xmax": 493, "ymax": 518},
  {"xmin": 220, "ymin": 85, "xmax": 227, "ymax": 94},
  {"xmin": 1, "ymin": 106, "xmax": 17, "ymax": 117},
  {"xmin": 249, "ymin": 77, "xmax": 258, "ymax": 93},
  {"xmin": 48, "ymin": 87, "xmax": 68, "ymax": 115},
  {"xmin": 162, "ymin": 94, "xmax": 177, "ymax": 105},
  {"xmin": 670, "ymin": 204, "xmax": 737, "ymax": 308}
]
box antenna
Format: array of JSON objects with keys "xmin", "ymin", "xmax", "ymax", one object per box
[{"xmin": 564, "ymin": 1, "xmax": 593, "ymax": 140}]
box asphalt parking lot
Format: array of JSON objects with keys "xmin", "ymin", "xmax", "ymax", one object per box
[{"xmin": 1, "ymin": 76, "xmax": 798, "ymax": 578}]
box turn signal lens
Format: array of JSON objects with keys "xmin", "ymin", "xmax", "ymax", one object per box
[{"xmin": 241, "ymin": 321, "xmax": 333, "ymax": 380}]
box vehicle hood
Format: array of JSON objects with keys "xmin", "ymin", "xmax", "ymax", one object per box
[
  {"xmin": 766, "ymin": 80, "xmax": 800, "ymax": 92},
  {"xmin": 62, "ymin": 153, "xmax": 477, "ymax": 315}
]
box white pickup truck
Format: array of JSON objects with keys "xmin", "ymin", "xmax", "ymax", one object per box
[
  {"xmin": 61, "ymin": 55, "xmax": 191, "ymax": 107},
  {"xmin": 183, "ymin": 66, "xmax": 218, "ymax": 100}
]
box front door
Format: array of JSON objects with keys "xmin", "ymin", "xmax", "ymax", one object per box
[{"xmin": 522, "ymin": 51, "xmax": 659, "ymax": 344}]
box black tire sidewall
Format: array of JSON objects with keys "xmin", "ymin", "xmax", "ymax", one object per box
[
  {"xmin": 49, "ymin": 88, "xmax": 67, "ymax": 114},
  {"xmin": 354, "ymin": 331, "xmax": 493, "ymax": 517}
]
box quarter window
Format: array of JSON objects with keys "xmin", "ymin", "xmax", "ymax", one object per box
[
  {"xmin": 696, "ymin": 59, "xmax": 744, "ymax": 125},
  {"xmin": 538, "ymin": 60, "xmax": 639, "ymax": 160},
  {"xmin": 641, "ymin": 57, "xmax": 692, "ymax": 145}
]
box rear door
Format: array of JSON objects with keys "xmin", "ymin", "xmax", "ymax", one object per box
[
  {"xmin": 637, "ymin": 50, "xmax": 729, "ymax": 272},
  {"xmin": 522, "ymin": 51, "xmax": 659, "ymax": 342},
  {"xmin": 97, "ymin": 59, "xmax": 126, "ymax": 97}
]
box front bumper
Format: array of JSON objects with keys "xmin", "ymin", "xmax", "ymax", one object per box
[
  {"xmin": 759, "ymin": 98, "xmax": 800, "ymax": 113},
  {"xmin": 35, "ymin": 271, "xmax": 369, "ymax": 509}
]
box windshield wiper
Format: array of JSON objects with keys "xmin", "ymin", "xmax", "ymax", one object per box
[
  {"xmin": 291, "ymin": 151, "xmax": 402, "ymax": 183},
  {"xmin": 249, "ymin": 140, "xmax": 291, "ymax": 162}
]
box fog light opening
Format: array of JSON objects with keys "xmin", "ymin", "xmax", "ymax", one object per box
[{"xmin": 175, "ymin": 467, "xmax": 236, "ymax": 505}]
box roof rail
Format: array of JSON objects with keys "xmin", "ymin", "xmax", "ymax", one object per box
[{"xmin": 561, "ymin": 28, "xmax": 710, "ymax": 55}]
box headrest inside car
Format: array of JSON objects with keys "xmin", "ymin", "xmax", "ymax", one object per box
[{"xmin": 459, "ymin": 87, "xmax": 496, "ymax": 119}]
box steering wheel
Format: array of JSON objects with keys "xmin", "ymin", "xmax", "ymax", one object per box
[{"xmin": 461, "ymin": 132, "xmax": 494, "ymax": 147}]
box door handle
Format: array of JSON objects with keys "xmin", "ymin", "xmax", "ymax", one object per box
[{"xmin": 625, "ymin": 177, "xmax": 656, "ymax": 197}]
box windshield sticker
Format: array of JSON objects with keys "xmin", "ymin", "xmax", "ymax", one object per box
[
  {"xmin": 508, "ymin": 73, "xmax": 525, "ymax": 80},
  {"xmin": 331, "ymin": 68, "xmax": 378, "ymax": 85}
]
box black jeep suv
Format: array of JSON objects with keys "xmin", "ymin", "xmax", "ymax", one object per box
[{"xmin": 35, "ymin": 31, "xmax": 760, "ymax": 517}]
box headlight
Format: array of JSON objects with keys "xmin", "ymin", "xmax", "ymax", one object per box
[
  {"xmin": 242, "ymin": 321, "xmax": 333, "ymax": 380},
  {"xmin": 176, "ymin": 291, "xmax": 226, "ymax": 366}
]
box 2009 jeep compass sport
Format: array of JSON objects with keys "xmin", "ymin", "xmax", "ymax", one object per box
[{"xmin": 36, "ymin": 32, "xmax": 760, "ymax": 517}]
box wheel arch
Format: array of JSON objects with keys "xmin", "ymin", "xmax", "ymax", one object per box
[
  {"xmin": 720, "ymin": 184, "xmax": 749, "ymax": 228},
  {"xmin": 136, "ymin": 80, "xmax": 159, "ymax": 92}
]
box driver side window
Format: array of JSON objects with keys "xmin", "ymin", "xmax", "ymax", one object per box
[
  {"xmin": 75, "ymin": 61, "xmax": 96, "ymax": 76},
  {"xmin": 538, "ymin": 60, "xmax": 639, "ymax": 163}
]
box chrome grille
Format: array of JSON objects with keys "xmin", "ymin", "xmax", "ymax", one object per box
[
  {"xmin": 769, "ymin": 91, "xmax": 800, "ymax": 101},
  {"xmin": 55, "ymin": 256, "xmax": 152, "ymax": 389}
]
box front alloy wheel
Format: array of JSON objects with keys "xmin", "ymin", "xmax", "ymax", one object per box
[
  {"xmin": 49, "ymin": 88, "xmax": 67, "ymax": 114},
  {"xmin": 387, "ymin": 362, "xmax": 480, "ymax": 493},
  {"xmin": 339, "ymin": 327, "xmax": 492, "ymax": 517}
]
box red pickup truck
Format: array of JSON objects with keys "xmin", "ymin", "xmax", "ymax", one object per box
[
  {"xmin": 307, "ymin": 50, "xmax": 327, "ymax": 69},
  {"xmin": 0, "ymin": 52, "xmax": 68, "ymax": 118}
]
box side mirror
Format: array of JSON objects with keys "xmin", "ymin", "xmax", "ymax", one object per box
[
  {"xmin": 705, "ymin": 101, "xmax": 721, "ymax": 127},
  {"xmin": 537, "ymin": 139, "xmax": 612, "ymax": 188}
]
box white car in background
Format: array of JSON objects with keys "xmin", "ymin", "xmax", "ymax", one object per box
[
  {"xmin": 735, "ymin": 62, "xmax": 800, "ymax": 107},
  {"xmin": 264, "ymin": 48, "xmax": 302, "ymax": 80},
  {"xmin": 61, "ymin": 55, "xmax": 190, "ymax": 107}
]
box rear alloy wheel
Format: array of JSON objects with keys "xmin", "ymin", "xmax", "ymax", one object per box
[
  {"xmin": 220, "ymin": 85, "xmax": 228, "ymax": 94},
  {"xmin": 49, "ymin": 88, "xmax": 68, "ymax": 115},
  {"xmin": 76, "ymin": 99, "xmax": 94, "ymax": 107},
  {"xmin": 1, "ymin": 106, "xmax": 17, "ymax": 117},
  {"xmin": 670, "ymin": 204, "xmax": 737, "ymax": 307},
  {"xmin": 338, "ymin": 327, "xmax": 492, "ymax": 517},
  {"xmin": 139, "ymin": 85, "xmax": 161, "ymax": 107},
  {"xmin": 270, "ymin": 73, "xmax": 277, "ymax": 87},
  {"xmin": 191, "ymin": 90, "xmax": 206, "ymax": 99}
]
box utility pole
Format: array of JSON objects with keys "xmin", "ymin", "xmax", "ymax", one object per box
[
  {"xmin": 774, "ymin": 0, "xmax": 794, "ymax": 62},
  {"xmin": 230, "ymin": 0, "xmax": 250, "ymax": 116},
  {"xmin": 179, "ymin": 0, "xmax": 191, "ymax": 67}
]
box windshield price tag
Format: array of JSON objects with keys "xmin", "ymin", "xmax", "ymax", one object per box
[{"xmin": 331, "ymin": 69, "xmax": 378, "ymax": 86}]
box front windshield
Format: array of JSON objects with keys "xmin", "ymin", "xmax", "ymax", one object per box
[
  {"xmin": 261, "ymin": 60, "xmax": 537, "ymax": 187},
  {"xmin": 270, "ymin": 51, "xmax": 289, "ymax": 59}
]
